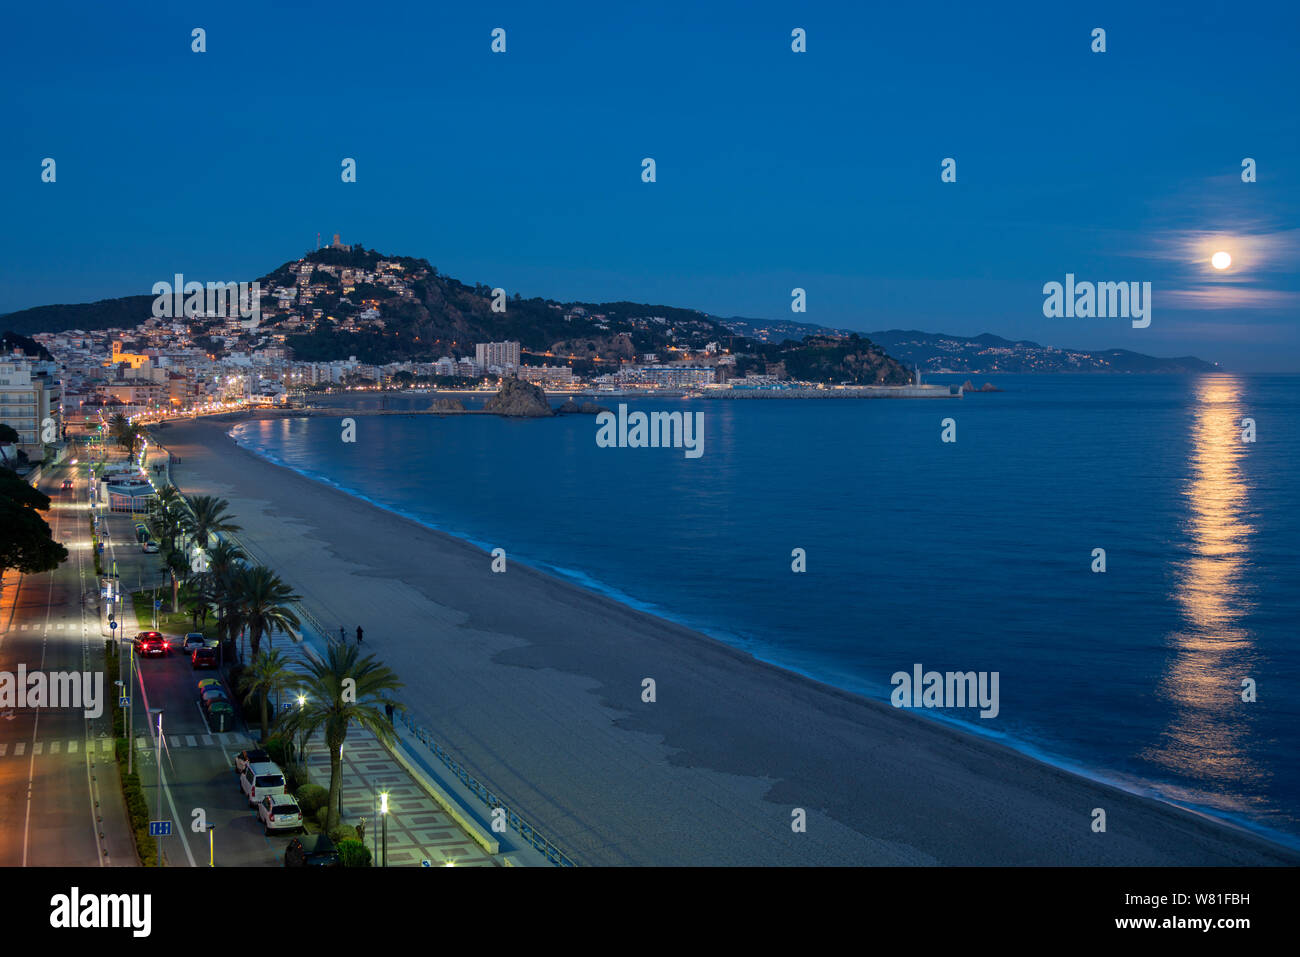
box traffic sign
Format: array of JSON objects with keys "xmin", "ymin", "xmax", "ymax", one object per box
[
  {"xmin": 119, "ymin": 697, "xmax": 130, "ymax": 707},
  {"xmin": 154, "ymin": 600, "xmax": 162, "ymax": 609},
  {"xmin": 110, "ymin": 621, "xmax": 118, "ymax": 631},
  {"xmin": 148, "ymin": 821, "xmax": 172, "ymax": 837}
]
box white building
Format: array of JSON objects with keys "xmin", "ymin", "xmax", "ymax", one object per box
[
  {"xmin": 0, "ymin": 356, "xmax": 62, "ymax": 462},
  {"xmin": 475, "ymin": 340, "xmax": 520, "ymax": 372}
]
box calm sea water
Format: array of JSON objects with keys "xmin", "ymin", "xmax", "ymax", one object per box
[{"xmin": 230, "ymin": 374, "xmax": 1300, "ymax": 843}]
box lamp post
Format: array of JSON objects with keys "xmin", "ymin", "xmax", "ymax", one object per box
[
  {"xmin": 121, "ymin": 638, "xmax": 136, "ymax": 775},
  {"xmin": 379, "ymin": 791, "xmax": 389, "ymax": 868},
  {"xmin": 149, "ymin": 708, "xmax": 164, "ymax": 866},
  {"xmin": 296, "ymin": 695, "xmax": 306, "ymax": 766},
  {"xmin": 208, "ymin": 824, "xmax": 216, "ymax": 867}
]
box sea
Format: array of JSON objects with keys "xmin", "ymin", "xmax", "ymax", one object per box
[{"xmin": 228, "ymin": 374, "xmax": 1300, "ymax": 846}]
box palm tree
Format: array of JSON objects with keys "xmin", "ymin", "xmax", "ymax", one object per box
[
  {"xmin": 282, "ymin": 643, "xmax": 403, "ymax": 832},
  {"xmin": 182, "ymin": 495, "xmax": 241, "ymax": 554},
  {"xmin": 207, "ymin": 540, "xmax": 246, "ymax": 656},
  {"xmin": 233, "ymin": 565, "xmax": 301, "ymax": 659},
  {"xmin": 148, "ymin": 493, "xmax": 187, "ymax": 613},
  {"xmin": 118, "ymin": 423, "xmax": 143, "ymax": 458},
  {"xmin": 237, "ymin": 649, "xmax": 299, "ymax": 744},
  {"xmin": 107, "ymin": 412, "xmax": 129, "ymax": 447}
]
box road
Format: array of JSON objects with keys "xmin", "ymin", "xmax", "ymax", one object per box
[
  {"xmin": 0, "ymin": 462, "xmax": 134, "ymax": 866},
  {"xmin": 1, "ymin": 456, "xmax": 293, "ymax": 867}
]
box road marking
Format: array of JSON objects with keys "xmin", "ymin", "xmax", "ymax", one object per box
[
  {"xmin": 202, "ymin": 734, "xmax": 213, "ymax": 746},
  {"xmin": 0, "ymin": 743, "xmax": 6, "ymax": 757},
  {"xmin": 14, "ymin": 742, "xmax": 24, "ymax": 756},
  {"xmin": 169, "ymin": 735, "xmax": 182, "ymax": 748},
  {"xmin": 185, "ymin": 735, "xmax": 197, "ymax": 747},
  {"xmin": 100, "ymin": 739, "xmax": 112, "ymax": 753},
  {"xmin": 136, "ymin": 736, "xmax": 148, "ymax": 750},
  {"xmin": 50, "ymin": 741, "xmax": 61, "ymax": 754},
  {"xmin": 68, "ymin": 740, "xmax": 78, "ymax": 753}
]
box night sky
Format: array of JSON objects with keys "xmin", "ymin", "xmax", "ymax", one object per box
[{"xmin": 2, "ymin": 1, "xmax": 1296, "ymax": 369}]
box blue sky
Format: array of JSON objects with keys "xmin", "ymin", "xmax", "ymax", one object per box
[{"xmin": 1, "ymin": 1, "xmax": 1296, "ymax": 369}]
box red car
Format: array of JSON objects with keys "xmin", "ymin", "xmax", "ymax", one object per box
[
  {"xmin": 135, "ymin": 632, "xmax": 168, "ymax": 657},
  {"xmin": 191, "ymin": 647, "xmax": 219, "ymax": 669}
]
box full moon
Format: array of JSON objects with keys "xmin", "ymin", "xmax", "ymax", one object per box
[{"xmin": 1211, "ymin": 251, "xmax": 1232, "ymax": 269}]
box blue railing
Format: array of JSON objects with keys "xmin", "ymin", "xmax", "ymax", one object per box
[{"xmin": 396, "ymin": 710, "xmax": 577, "ymax": 867}]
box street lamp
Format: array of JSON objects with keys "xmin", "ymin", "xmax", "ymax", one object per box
[
  {"xmin": 208, "ymin": 824, "xmax": 216, "ymax": 867},
  {"xmin": 379, "ymin": 791, "xmax": 389, "ymax": 868},
  {"xmin": 119, "ymin": 637, "xmax": 136, "ymax": 774},
  {"xmin": 149, "ymin": 708, "xmax": 164, "ymax": 866}
]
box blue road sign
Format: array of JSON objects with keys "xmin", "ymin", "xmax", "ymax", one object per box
[
  {"xmin": 119, "ymin": 697, "xmax": 130, "ymax": 707},
  {"xmin": 154, "ymin": 600, "xmax": 162, "ymax": 609},
  {"xmin": 110, "ymin": 621, "xmax": 118, "ymax": 631},
  {"xmin": 148, "ymin": 821, "xmax": 172, "ymax": 837},
  {"xmin": 421, "ymin": 860, "xmax": 431, "ymax": 867}
]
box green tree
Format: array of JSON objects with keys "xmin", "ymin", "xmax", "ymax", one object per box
[
  {"xmin": 282, "ymin": 643, "xmax": 403, "ymax": 832},
  {"xmin": 233, "ymin": 565, "xmax": 301, "ymax": 659},
  {"xmin": 0, "ymin": 423, "xmax": 18, "ymax": 467},
  {"xmin": 237, "ymin": 649, "xmax": 300, "ymax": 744},
  {"xmin": 181, "ymin": 495, "xmax": 241, "ymax": 553},
  {"xmin": 0, "ymin": 467, "xmax": 69, "ymax": 598}
]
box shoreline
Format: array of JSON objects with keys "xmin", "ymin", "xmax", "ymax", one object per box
[
  {"xmin": 207, "ymin": 418, "xmax": 1300, "ymax": 854},
  {"xmin": 157, "ymin": 413, "xmax": 1300, "ymax": 865}
]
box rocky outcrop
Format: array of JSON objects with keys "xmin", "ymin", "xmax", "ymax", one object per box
[
  {"xmin": 960, "ymin": 380, "xmax": 1003, "ymax": 393},
  {"xmin": 556, "ymin": 398, "xmax": 610, "ymax": 415},
  {"xmin": 484, "ymin": 378, "xmax": 554, "ymax": 417},
  {"xmin": 431, "ymin": 397, "xmax": 465, "ymax": 412}
]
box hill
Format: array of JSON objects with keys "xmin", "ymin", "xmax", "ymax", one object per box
[{"xmin": 866, "ymin": 330, "xmax": 1216, "ymax": 374}]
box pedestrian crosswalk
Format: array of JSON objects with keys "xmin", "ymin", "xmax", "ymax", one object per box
[
  {"xmin": 0, "ymin": 732, "xmax": 248, "ymax": 759},
  {"xmin": 2, "ymin": 623, "xmax": 90, "ymax": 633}
]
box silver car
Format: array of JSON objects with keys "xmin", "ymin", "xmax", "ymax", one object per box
[{"xmin": 257, "ymin": 795, "xmax": 303, "ymax": 834}]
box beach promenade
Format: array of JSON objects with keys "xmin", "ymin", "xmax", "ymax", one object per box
[{"xmin": 152, "ymin": 415, "xmax": 1300, "ymax": 866}]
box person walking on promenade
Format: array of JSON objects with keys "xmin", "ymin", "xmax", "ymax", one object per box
[
  {"xmin": 356, "ymin": 625, "xmax": 364, "ymax": 645},
  {"xmin": 338, "ymin": 625, "xmax": 346, "ymax": 644},
  {"xmin": 385, "ymin": 702, "xmax": 394, "ymax": 726}
]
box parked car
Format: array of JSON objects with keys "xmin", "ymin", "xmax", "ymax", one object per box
[
  {"xmin": 240, "ymin": 762, "xmax": 288, "ymax": 807},
  {"xmin": 257, "ymin": 796, "xmax": 304, "ymax": 835},
  {"xmin": 135, "ymin": 632, "xmax": 168, "ymax": 657},
  {"xmin": 134, "ymin": 523, "xmax": 149, "ymax": 543},
  {"xmin": 182, "ymin": 634, "xmax": 208, "ymax": 655},
  {"xmin": 191, "ymin": 647, "xmax": 218, "ymax": 669},
  {"xmin": 140, "ymin": 540, "xmax": 159, "ymax": 553},
  {"xmin": 61, "ymin": 479, "xmax": 73, "ymax": 490},
  {"xmin": 284, "ymin": 833, "xmax": 339, "ymax": 867},
  {"xmin": 234, "ymin": 748, "xmax": 270, "ymax": 775}
]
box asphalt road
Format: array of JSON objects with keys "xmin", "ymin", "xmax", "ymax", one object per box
[
  {"xmin": 96, "ymin": 460, "xmax": 296, "ymax": 868},
  {"xmin": 0, "ymin": 462, "xmax": 133, "ymax": 866},
  {"xmin": 1, "ymin": 456, "xmax": 296, "ymax": 867}
]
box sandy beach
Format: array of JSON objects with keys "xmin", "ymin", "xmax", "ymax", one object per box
[{"xmin": 157, "ymin": 414, "xmax": 1299, "ymax": 866}]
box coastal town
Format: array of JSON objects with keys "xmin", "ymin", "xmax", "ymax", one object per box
[{"xmin": 1, "ymin": 238, "xmax": 960, "ymax": 465}]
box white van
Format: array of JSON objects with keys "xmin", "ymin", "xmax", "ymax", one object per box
[{"xmin": 240, "ymin": 761, "xmax": 288, "ymax": 807}]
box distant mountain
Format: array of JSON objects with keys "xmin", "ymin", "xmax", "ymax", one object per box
[
  {"xmin": 717, "ymin": 316, "xmax": 852, "ymax": 343},
  {"xmin": 865, "ymin": 330, "xmax": 1217, "ymax": 374},
  {"xmin": 1, "ymin": 295, "xmax": 155, "ymax": 337}
]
